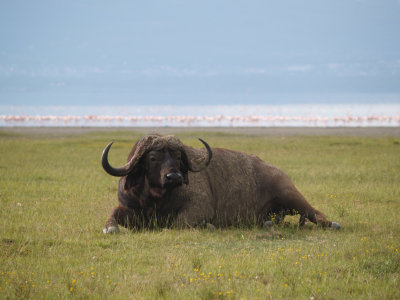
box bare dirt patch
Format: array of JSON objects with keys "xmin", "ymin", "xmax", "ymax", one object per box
[{"xmin": 1, "ymin": 126, "xmax": 399, "ymax": 137}]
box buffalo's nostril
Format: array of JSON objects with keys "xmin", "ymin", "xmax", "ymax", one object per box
[
  {"xmin": 163, "ymin": 173, "xmax": 183, "ymax": 188},
  {"xmin": 166, "ymin": 173, "xmax": 182, "ymax": 181}
]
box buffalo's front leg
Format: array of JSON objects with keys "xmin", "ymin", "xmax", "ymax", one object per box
[{"xmin": 103, "ymin": 205, "xmax": 142, "ymax": 234}]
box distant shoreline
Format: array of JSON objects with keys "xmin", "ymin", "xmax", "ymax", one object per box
[
  {"xmin": 2, "ymin": 126, "xmax": 400, "ymax": 137},
  {"xmin": 2, "ymin": 103, "xmax": 399, "ymax": 127}
]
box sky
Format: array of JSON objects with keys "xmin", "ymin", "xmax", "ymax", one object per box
[{"xmin": 1, "ymin": 0, "xmax": 400, "ymax": 106}]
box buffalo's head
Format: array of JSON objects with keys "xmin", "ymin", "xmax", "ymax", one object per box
[{"xmin": 101, "ymin": 135, "xmax": 212, "ymax": 194}]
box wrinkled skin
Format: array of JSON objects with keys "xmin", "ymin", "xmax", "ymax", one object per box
[{"xmin": 102, "ymin": 135, "xmax": 340, "ymax": 233}]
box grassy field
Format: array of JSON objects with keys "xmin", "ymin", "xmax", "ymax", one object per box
[{"xmin": 0, "ymin": 128, "xmax": 399, "ymax": 299}]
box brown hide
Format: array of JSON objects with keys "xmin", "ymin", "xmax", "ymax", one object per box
[{"xmin": 102, "ymin": 135, "xmax": 338, "ymax": 232}]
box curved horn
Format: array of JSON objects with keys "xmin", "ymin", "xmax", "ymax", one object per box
[
  {"xmin": 101, "ymin": 142, "xmax": 133, "ymax": 177},
  {"xmin": 187, "ymin": 138, "xmax": 213, "ymax": 172},
  {"xmin": 102, "ymin": 135, "xmax": 159, "ymax": 177}
]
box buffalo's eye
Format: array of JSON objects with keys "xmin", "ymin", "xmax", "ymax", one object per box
[{"xmin": 150, "ymin": 156, "xmax": 157, "ymax": 162}]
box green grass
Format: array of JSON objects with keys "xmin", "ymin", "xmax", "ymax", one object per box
[{"xmin": 0, "ymin": 129, "xmax": 399, "ymax": 299}]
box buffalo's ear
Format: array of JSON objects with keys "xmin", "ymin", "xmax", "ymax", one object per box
[{"xmin": 180, "ymin": 151, "xmax": 190, "ymax": 185}]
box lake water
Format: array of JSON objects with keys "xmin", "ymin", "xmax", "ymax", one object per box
[{"xmin": 1, "ymin": 103, "xmax": 399, "ymax": 127}]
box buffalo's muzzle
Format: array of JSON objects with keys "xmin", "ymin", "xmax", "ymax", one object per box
[{"xmin": 163, "ymin": 172, "xmax": 183, "ymax": 188}]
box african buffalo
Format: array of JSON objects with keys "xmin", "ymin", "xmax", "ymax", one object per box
[{"xmin": 102, "ymin": 134, "xmax": 340, "ymax": 233}]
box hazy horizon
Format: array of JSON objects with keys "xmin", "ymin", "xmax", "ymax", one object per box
[{"xmin": 1, "ymin": 1, "xmax": 400, "ymax": 106}]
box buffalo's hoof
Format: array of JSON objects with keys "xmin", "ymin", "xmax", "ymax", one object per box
[
  {"xmin": 330, "ymin": 222, "xmax": 341, "ymax": 230},
  {"xmin": 103, "ymin": 225, "xmax": 120, "ymax": 234},
  {"xmin": 263, "ymin": 220, "xmax": 274, "ymax": 228}
]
